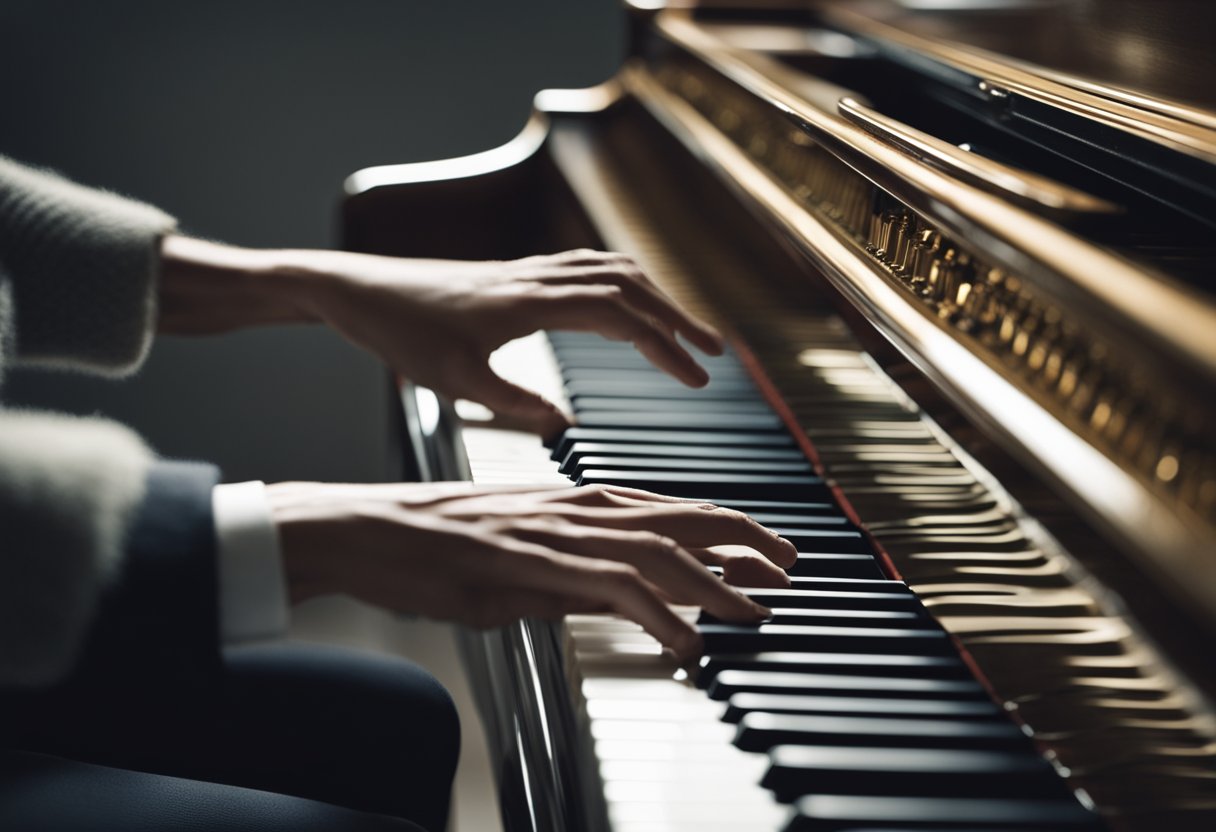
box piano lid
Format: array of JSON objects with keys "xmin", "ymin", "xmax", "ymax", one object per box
[{"xmin": 832, "ymin": 0, "xmax": 1216, "ymax": 123}]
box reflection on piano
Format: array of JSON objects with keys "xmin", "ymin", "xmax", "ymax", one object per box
[{"xmin": 342, "ymin": 2, "xmax": 1216, "ymax": 829}]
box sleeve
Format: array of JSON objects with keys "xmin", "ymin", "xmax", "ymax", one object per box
[
  {"xmin": 83, "ymin": 459, "xmax": 224, "ymax": 690},
  {"xmin": 0, "ymin": 410, "xmax": 154, "ymax": 687},
  {"xmin": 0, "ymin": 155, "xmax": 176, "ymax": 376},
  {"xmin": 213, "ymin": 481, "xmax": 290, "ymax": 644}
]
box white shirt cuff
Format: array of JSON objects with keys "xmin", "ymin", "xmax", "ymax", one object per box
[{"xmin": 212, "ymin": 481, "xmax": 289, "ymax": 644}]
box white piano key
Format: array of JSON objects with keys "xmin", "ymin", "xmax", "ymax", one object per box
[
  {"xmin": 595, "ymin": 739, "xmax": 745, "ymax": 761},
  {"xmin": 585, "ymin": 699, "xmax": 727, "ymax": 723},
  {"xmin": 608, "ymin": 801, "xmax": 787, "ymax": 825},
  {"xmin": 599, "ymin": 757, "xmax": 769, "ymax": 783},
  {"xmin": 604, "ymin": 779, "xmax": 777, "ymax": 803},
  {"xmin": 590, "ymin": 720, "xmax": 736, "ymax": 743},
  {"xmin": 582, "ymin": 678, "xmax": 703, "ymax": 701},
  {"xmin": 612, "ymin": 823, "xmax": 785, "ymax": 832}
]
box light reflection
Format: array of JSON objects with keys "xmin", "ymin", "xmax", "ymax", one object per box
[{"xmin": 345, "ymin": 112, "xmax": 549, "ymax": 194}]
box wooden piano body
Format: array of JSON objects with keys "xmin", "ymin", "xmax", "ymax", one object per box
[{"xmin": 342, "ymin": 2, "xmax": 1216, "ymax": 829}]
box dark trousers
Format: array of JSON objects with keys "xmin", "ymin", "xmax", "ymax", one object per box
[{"xmin": 0, "ymin": 643, "xmax": 461, "ymax": 832}]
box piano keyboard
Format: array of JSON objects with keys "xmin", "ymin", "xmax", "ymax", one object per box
[{"xmin": 462, "ymin": 330, "xmax": 1108, "ymax": 831}]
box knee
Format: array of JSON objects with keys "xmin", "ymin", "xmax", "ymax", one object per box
[
  {"xmin": 225, "ymin": 643, "xmax": 462, "ymax": 783},
  {"xmin": 398, "ymin": 662, "xmax": 461, "ymax": 781}
]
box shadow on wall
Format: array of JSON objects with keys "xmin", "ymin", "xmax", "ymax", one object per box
[{"xmin": 0, "ymin": 0, "xmax": 623, "ymax": 482}]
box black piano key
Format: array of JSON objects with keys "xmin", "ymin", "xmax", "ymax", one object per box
[
  {"xmin": 747, "ymin": 514, "xmax": 851, "ymax": 527},
  {"xmin": 789, "ymin": 554, "xmax": 885, "ymax": 578},
  {"xmin": 738, "ymin": 589, "xmax": 920, "ymax": 612},
  {"xmin": 786, "ymin": 576, "xmax": 906, "ymax": 591},
  {"xmin": 579, "ymin": 470, "xmax": 826, "ymax": 501},
  {"xmin": 550, "ymin": 428, "xmax": 795, "ymax": 459},
  {"xmin": 772, "ymin": 529, "xmax": 870, "ymax": 553},
  {"xmin": 709, "ymin": 499, "xmax": 840, "ymax": 514},
  {"xmin": 723, "ymin": 693, "xmax": 1004, "ymax": 723},
  {"xmin": 558, "ymin": 442, "xmax": 807, "ymax": 472},
  {"xmin": 563, "ymin": 379, "xmax": 761, "ymax": 398},
  {"xmin": 561, "ymin": 362, "xmax": 753, "ymax": 379},
  {"xmin": 562, "ymin": 369, "xmax": 756, "ymax": 389},
  {"xmin": 557, "ymin": 351, "xmax": 744, "ymax": 369},
  {"xmin": 707, "ymin": 670, "xmax": 987, "ymax": 701},
  {"xmin": 571, "ymin": 456, "xmax": 814, "ymax": 475},
  {"xmin": 783, "ymin": 795, "xmax": 1105, "ymax": 831},
  {"xmin": 757, "ymin": 578, "xmax": 912, "ymax": 594},
  {"xmin": 707, "ymin": 606, "xmax": 925, "ymax": 627},
  {"xmin": 735, "ymin": 712, "xmax": 1029, "ymax": 753},
  {"xmin": 697, "ymin": 652, "xmax": 969, "ymax": 686},
  {"xmin": 698, "ymin": 624, "xmax": 955, "ymax": 655},
  {"xmin": 703, "ymin": 608, "xmax": 925, "ymax": 629},
  {"xmin": 570, "ymin": 396, "xmax": 772, "ymax": 413},
  {"xmin": 761, "ymin": 746, "xmax": 1067, "ymax": 802},
  {"xmin": 573, "ymin": 411, "xmax": 786, "ymax": 431}
]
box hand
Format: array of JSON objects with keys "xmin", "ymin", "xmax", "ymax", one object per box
[
  {"xmin": 159, "ymin": 238, "xmax": 723, "ymax": 436},
  {"xmin": 301, "ymin": 248, "xmax": 725, "ymax": 436},
  {"xmin": 269, "ymin": 482, "xmax": 797, "ymax": 661}
]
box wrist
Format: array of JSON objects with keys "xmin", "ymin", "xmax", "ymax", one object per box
[{"xmin": 265, "ymin": 481, "xmax": 347, "ymax": 604}]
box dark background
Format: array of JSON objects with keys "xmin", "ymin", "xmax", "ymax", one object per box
[{"xmin": 1, "ymin": 0, "xmax": 622, "ymax": 482}]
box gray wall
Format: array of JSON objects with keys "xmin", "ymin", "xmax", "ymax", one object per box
[{"xmin": 0, "ymin": 0, "xmax": 622, "ymax": 482}]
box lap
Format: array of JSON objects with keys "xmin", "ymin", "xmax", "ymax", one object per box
[
  {"xmin": 0, "ymin": 642, "xmax": 460, "ymax": 832},
  {"xmin": 0, "ymin": 748, "xmax": 425, "ymax": 832}
]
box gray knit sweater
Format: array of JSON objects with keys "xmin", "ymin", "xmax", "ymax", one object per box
[{"xmin": 0, "ymin": 155, "xmax": 177, "ymax": 687}]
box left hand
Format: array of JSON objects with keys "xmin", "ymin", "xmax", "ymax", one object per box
[{"xmin": 301, "ymin": 248, "xmax": 724, "ymax": 436}]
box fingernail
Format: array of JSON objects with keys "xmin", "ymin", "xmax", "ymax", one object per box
[{"xmin": 752, "ymin": 602, "xmax": 773, "ymax": 620}]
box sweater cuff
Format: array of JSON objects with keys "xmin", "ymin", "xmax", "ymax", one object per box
[{"xmin": 0, "ymin": 155, "xmax": 176, "ymax": 376}]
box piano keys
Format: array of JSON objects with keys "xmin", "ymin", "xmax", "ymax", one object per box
[{"xmin": 342, "ymin": 1, "xmax": 1216, "ymax": 829}]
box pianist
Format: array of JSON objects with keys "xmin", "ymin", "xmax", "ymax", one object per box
[{"xmin": 0, "ymin": 155, "xmax": 795, "ymax": 830}]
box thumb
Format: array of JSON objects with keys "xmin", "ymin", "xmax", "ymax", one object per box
[{"xmin": 462, "ymin": 363, "xmax": 571, "ymax": 439}]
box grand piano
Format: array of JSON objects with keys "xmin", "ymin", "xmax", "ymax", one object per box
[{"xmin": 341, "ymin": 2, "xmax": 1216, "ymax": 829}]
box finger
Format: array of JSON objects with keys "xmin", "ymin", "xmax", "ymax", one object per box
[
  {"xmin": 533, "ymin": 286, "xmax": 711, "ymax": 387},
  {"xmin": 548, "ymin": 484, "xmax": 713, "ymax": 508},
  {"xmin": 510, "ymin": 524, "xmax": 771, "ymax": 621},
  {"xmin": 485, "ymin": 542, "xmax": 705, "ymax": 661},
  {"xmin": 454, "ymin": 362, "xmax": 571, "ymax": 439},
  {"xmin": 552, "ymin": 503, "xmax": 799, "ymax": 569},
  {"xmin": 689, "ymin": 546, "xmax": 791, "ymax": 588},
  {"xmin": 538, "ymin": 264, "xmax": 725, "ymax": 356}
]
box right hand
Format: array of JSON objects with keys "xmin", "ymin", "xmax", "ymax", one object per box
[{"xmin": 268, "ymin": 482, "xmax": 797, "ymax": 661}]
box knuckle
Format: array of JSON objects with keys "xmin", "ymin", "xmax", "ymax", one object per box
[
  {"xmin": 583, "ymin": 483, "xmax": 615, "ymax": 502},
  {"xmin": 602, "ymin": 562, "xmax": 643, "ymax": 588},
  {"xmin": 595, "ymin": 284, "xmax": 627, "ymax": 304},
  {"xmin": 644, "ymin": 533, "xmax": 681, "ymax": 557}
]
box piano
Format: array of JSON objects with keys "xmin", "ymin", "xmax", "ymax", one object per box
[{"xmin": 341, "ymin": 2, "xmax": 1216, "ymax": 829}]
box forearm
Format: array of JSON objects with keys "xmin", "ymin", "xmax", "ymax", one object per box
[{"xmin": 157, "ymin": 235, "xmax": 325, "ymax": 334}]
